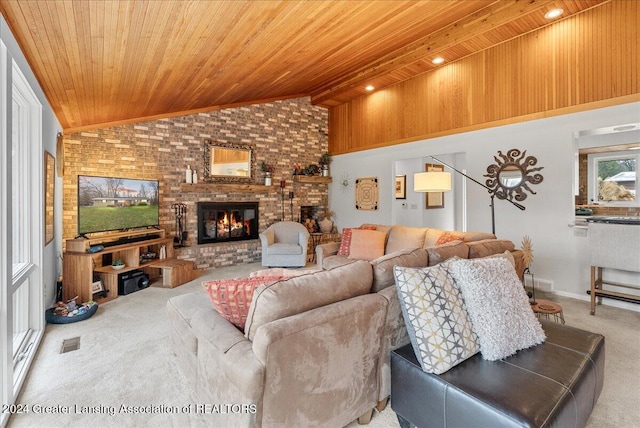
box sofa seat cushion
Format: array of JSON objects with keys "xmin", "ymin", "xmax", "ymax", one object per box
[
  {"xmin": 166, "ymin": 292, "xmax": 213, "ymax": 355},
  {"xmin": 244, "ymin": 260, "xmax": 373, "ymax": 340},
  {"xmin": 266, "ymin": 242, "xmax": 303, "ymax": 255},
  {"xmin": 202, "ymin": 276, "xmax": 285, "ymax": 330},
  {"xmin": 391, "ymin": 321, "xmax": 605, "ymax": 428},
  {"xmin": 370, "ymin": 248, "xmax": 429, "ymax": 292},
  {"xmin": 448, "ymin": 257, "xmax": 545, "ymax": 361},
  {"xmin": 321, "ymin": 254, "xmax": 354, "ymax": 270}
]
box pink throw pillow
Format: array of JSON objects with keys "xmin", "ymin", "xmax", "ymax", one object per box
[
  {"xmin": 348, "ymin": 229, "xmax": 386, "ymax": 261},
  {"xmin": 202, "ymin": 276, "xmax": 284, "ymax": 330},
  {"xmin": 338, "ymin": 225, "xmax": 377, "ymax": 256},
  {"xmin": 436, "ymin": 232, "xmax": 461, "ymax": 246}
]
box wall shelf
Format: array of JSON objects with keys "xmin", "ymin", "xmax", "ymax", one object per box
[
  {"xmin": 293, "ymin": 176, "xmax": 332, "ymax": 184},
  {"xmin": 180, "ymin": 183, "xmax": 277, "ymax": 193}
]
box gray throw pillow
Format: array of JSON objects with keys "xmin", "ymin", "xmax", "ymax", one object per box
[
  {"xmin": 394, "ymin": 265, "xmax": 479, "ymax": 374},
  {"xmin": 448, "ymin": 257, "xmax": 545, "ymax": 361}
]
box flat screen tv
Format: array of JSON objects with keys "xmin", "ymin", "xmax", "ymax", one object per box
[{"xmin": 77, "ymin": 175, "xmax": 160, "ymax": 235}]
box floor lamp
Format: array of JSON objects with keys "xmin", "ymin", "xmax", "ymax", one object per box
[{"xmin": 414, "ymin": 156, "xmax": 525, "ymax": 235}]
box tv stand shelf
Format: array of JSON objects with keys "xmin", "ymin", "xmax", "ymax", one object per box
[{"xmin": 63, "ymin": 230, "xmax": 174, "ymax": 304}]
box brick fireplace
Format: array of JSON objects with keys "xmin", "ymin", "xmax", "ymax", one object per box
[
  {"xmin": 197, "ymin": 202, "xmax": 259, "ymax": 244},
  {"xmin": 63, "ymin": 97, "xmax": 329, "ymax": 269}
]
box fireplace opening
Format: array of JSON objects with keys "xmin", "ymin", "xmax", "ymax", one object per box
[{"xmin": 197, "ymin": 202, "xmax": 259, "ymax": 244}]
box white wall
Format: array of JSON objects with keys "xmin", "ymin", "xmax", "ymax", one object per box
[{"xmin": 329, "ymin": 101, "xmax": 640, "ymax": 310}]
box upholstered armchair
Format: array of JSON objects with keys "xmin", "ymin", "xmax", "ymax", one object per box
[{"xmin": 259, "ymin": 221, "xmax": 310, "ymax": 267}]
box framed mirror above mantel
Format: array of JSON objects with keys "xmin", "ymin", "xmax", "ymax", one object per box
[{"xmin": 203, "ymin": 140, "xmax": 255, "ymax": 183}]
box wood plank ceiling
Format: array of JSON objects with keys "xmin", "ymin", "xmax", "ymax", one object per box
[{"xmin": 0, "ymin": 0, "xmax": 607, "ymax": 132}]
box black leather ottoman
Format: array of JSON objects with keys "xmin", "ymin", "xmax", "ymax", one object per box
[{"xmin": 391, "ymin": 321, "xmax": 605, "ymax": 428}]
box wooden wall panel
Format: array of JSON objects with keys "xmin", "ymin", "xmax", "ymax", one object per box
[{"xmin": 329, "ymin": 1, "xmax": 640, "ymax": 154}]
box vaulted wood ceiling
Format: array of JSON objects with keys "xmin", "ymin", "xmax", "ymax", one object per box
[{"xmin": 0, "ymin": 0, "xmax": 606, "ymax": 132}]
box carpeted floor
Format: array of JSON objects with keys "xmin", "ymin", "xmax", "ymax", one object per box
[{"xmin": 8, "ymin": 262, "xmax": 640, "ymax": 428}]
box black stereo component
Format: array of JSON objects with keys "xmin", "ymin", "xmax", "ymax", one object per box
[{"xmin": 118, "ymin": 270, "xmax": 150, "ymax": 295}]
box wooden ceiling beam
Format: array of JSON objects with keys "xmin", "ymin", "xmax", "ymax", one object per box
[{"xmin": 310, "ymin": 0, "xmax": 557, "ymax": 105}]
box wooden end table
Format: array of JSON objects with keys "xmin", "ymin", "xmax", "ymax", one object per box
[{"xmin": 531, "ymin": 299, "xmax": 565, "ymax": 324}]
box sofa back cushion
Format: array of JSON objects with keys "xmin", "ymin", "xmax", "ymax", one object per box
[
  {"xmin": 467, "ymin": 239, "xmax": 515, "ymax": 259},
  {"xmin": 426, "ymin": 241, "xmax": 469, "ymax": 266},
  {"xmin": 386, "ymin": 225, "xmax": 428, "ymax": 254},
  {"xmin": 244, "ymin": 260, "xmax": 373, "ymax": 340},
  {"xmin": 370, "ymin": 248, "xmax": 429, "ymax": 292}
]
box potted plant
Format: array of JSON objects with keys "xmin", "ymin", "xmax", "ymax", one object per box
[
  {"xmin": 260, "ymin": 161, "xmax": 274, "ymax": 185},
  {"xmin": 319, "ymin": 152, "xmax": 332, "ymax": 177},
  {"xmin": 111, "ymin": 259, "xmax": 125, "ymax": 270}
]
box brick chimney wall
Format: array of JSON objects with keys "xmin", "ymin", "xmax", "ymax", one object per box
[{"xmin": 63, "ymin": 97, "xmax": 329, "ymax": 268}]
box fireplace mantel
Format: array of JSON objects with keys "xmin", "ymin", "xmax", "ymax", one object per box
[{"xmin": 180, "ymin": 183, "xmax": 276, "ymax": 194}]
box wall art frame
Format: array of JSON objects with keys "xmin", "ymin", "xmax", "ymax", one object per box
[
  {"xmin": 355, "ymin": 177, "xmax": 379, "ymax": 210},
  {"xmin": 425, "ymin": 163, "xmax": 444, "ymax": 209},
  {"xmin": 395, "ymin": 175, "xmax": 406, "ymax": 199}
]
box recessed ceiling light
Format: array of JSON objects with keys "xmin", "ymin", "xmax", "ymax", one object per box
[
  {"xmin": 432, "ymin": 57, "xmax": 445, "ymax": 65},
  {"xmin": 544, "ymin": 8, "xmax": 564, "ymax": 19},
  {"xmin": 365, "ymin": 85, "xmax": 375, "ymax": 91}
]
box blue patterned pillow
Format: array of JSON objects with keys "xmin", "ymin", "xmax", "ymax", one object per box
[{"xmin": 394, "ymin": 264, "xmax": 479, "ymax": 374}]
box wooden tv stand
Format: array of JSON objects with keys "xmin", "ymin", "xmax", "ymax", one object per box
[{"xmin": 62, "ymin": 229, "xmax": 175, "ymax": 304}]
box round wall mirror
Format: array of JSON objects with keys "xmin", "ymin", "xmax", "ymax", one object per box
[
  {"xmin": 498, "ymin": 165, "xmax": 524, "ymax": 188},
  {"xmin": 485, "ymin": 149, "xmax": 544, "ymax": 203}
]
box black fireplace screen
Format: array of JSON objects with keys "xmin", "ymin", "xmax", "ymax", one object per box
[{"xmin": 197, "ymin": 202, "xmax": 259, "ymax": 244}]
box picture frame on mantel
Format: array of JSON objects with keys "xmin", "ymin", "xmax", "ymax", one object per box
[
  {"xmin": 425, "ymin": 163, "xmax": 444, "ymax": 209},
  {"xmin": 395, "ymin": 175, "xmax": 406, "ymax": 199}
]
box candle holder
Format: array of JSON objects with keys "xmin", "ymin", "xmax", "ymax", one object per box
[
  {"xmin": 289, "ymin": 191, "xmax": 294, "ymax": 221},
  {"xmin": 280, "ymin": 181, "xmax": 286, "ymax": 221}
]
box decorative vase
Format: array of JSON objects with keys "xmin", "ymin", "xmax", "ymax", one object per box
[
  {"xmin": 319, "ymin": 217, "xmax": 333, "ymax": 233},
  {"xmin": 322, "ymin": 165, "xmax": 329, "ymax": 177},
  {"xmin": 264, "ymin": 172, "xmax": 272, "ymax": 186}
]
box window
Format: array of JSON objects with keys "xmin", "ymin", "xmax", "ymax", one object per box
[{"xmin": 588, "ymin": 151, "xmax": 639, "ymax": 205}]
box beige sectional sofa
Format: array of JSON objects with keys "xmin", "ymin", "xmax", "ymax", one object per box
[{"xmin": 166, "ymin": 225, "xmax": 524, "ymax": 427}]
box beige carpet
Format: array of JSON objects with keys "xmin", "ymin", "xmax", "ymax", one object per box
[{"xmin": 8, "ymin": 262, "xmax": 640, "ymax": 428}]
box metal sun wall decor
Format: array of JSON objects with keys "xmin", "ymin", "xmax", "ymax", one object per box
[{"xmin": 484, "ymin": 149, "xmax": 544, "ymax": 204}]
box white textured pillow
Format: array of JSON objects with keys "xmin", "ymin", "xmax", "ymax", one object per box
[
  {"xmin": 394, "ymin": 265, "xmax": 479, "ymax": 374},
  {"xmin": 448, "ymin": 257, "xmax": 545, "ymax": 361}
]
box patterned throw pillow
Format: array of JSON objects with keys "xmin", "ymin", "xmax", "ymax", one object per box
[
  {"xmin": 337, "ymin": 225, "xmax": 377, "ymax": 256},
  {"xmin": 393, "ymin": 264, "xmax": 479, "ymax": 374},
  {"xmin": 448, "ymin": 257, "xmax": 545, "ymax": 361},
  {"xmin": 435, "ymin": 231, "xmax": 461, "ymax": 246},
  {"xmin": 202, "ymin": 276, "xmax": 284, "ymax": 330}
]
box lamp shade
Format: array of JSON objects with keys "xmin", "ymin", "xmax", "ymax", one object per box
[{"xmin": 414, "ymin": 171, "xmax": 452, "ymax": 192}]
